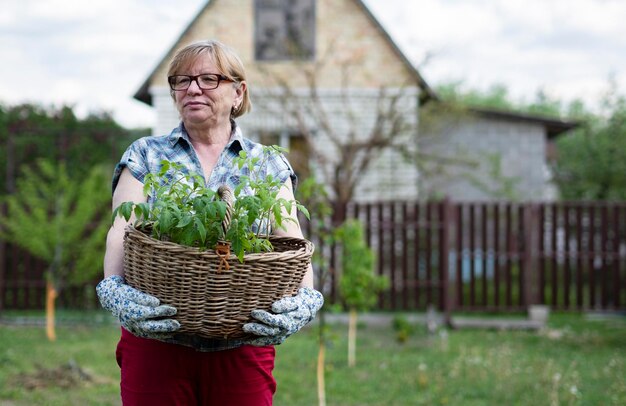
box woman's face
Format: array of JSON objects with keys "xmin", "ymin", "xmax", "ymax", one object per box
[{"xmin": 173, "ymin": 54, "xmax": 245, "ymax": 128}]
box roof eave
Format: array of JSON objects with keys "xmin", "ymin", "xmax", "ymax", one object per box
[
  {"xmin": 469, "ymin": 107, "xmax": 581, "ymax": 138},
  {"xmin": 353, "ymin": 0, "xmax": 438, "ymax": 103},
  {"xmin": 133, "ymin": 0, "xmax": 213, "ymax": 106},
  {"xmin": 134, "ymin": 81, "xmax": 152, "ymax": 105}
]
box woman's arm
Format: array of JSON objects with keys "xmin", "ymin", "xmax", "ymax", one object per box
[
  {"xmin": 273, "ymin": 179, "xmax": 314, "ymax": 289},
  {"xmin": 103, "ymin": 168, "xmax": 146, "ymax": 278},
  {"xmin": 97, "ymin": 168, "xmax": 180, "ymax": 337}
]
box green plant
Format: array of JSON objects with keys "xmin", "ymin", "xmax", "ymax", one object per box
[
  {"xmin": 337, "ymin": 220, "xmax": 389, "ymax": 312},
  {"xmin": 113, "ymin": 146, "xmax": 309, "ymax": 261},
  {"xmin": 335, "ymin": 219, "xmax": 389, "ymax": 367},
  {"xmin": 0, "ymin": 159, "xmax": 110, "ymax": 340},
  {"xmin": 392, "ymin": 315, "xmax": 415, "ymax": 343},
  {"xmin": 0, "ymin": 103, "xmax": 137, "ymax": 196}
]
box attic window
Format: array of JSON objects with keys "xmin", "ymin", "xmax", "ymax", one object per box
[{"xmin": 254, "ymin": 0, "xmax": 315, "ymax": 61}]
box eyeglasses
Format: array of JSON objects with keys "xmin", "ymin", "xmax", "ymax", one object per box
[{"xmin": 167, "ymin": 73, "xmax": 231, "ymax": 91}]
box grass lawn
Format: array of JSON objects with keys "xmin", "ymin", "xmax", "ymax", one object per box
[{"xmin": 0, "ymin": 311, "xmax": 624, "ymax": 405}]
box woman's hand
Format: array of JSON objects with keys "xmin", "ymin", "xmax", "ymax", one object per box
[
  {"xmin": 96, "ymin": 275, "xmax": 181, "ymax": 339},
  {"xmin": 242, "ymin": 287, "xmax": 324, "ymax": 346}
]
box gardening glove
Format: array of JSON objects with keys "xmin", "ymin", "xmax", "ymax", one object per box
[
  {"xmin": 96, "ymin": 275, "xmax": 180, "ymax": 339},
  {"xmin": 242, "ymin": 287, "xmax": 324, "ymax": 346}
]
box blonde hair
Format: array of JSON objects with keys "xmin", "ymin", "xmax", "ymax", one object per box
[{"xmin": 167, "ymin": 39, "xmax": 251, "ymax": 118}]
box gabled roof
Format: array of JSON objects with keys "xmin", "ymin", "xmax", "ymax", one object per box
[{"xmin": 133, "ymin": 0, "xmax": 438, "ymax": 106}]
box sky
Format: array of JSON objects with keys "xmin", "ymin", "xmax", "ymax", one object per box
[{"xmin": 1, "ymin": 0, "xmax": 625, "ymax": 129}]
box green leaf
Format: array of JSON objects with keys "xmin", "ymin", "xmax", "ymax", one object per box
[
  {"xmin": 297, "ymin": 204, "xmax": 310, "ymax": 220},
  {"xmin": 283, "ymin": 200, "xmax": 293, "ymax": 214},
  {"xmin": 194, "ymin": 217, "xmax": 207, "ymax": 244},
  {"xmin": 159, "ymin": 160, "xmax": 171, "ymax": 176},
  {"xmin": 160, "ymin": 209, "xmax": 173, "ymax": 232},
  {"xmin": 180, "ymin": 228, "xmax": 197, "ymax": 247},
  {"xmin": 134, "ymin": 203, "xmax": 149, "ymax": 221},
  {"xmin": 215, "ymin": 201, "xmax": 227, "ymax": 222},
  {"xmin": 113, "ymin": 201, "xmax": 134, "ymax": 221},
  {"xmin": 176, "ymin": 214, "xmax": 192, "ymax": 228},
  {"xmin": 272, "ymin": 204, "xmax": 283, "ymax": 226}
]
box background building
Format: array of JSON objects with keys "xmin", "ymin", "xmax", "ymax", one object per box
[{"xmin": 134, "ymin": 0, "xmax": 576, "ymax": 202}]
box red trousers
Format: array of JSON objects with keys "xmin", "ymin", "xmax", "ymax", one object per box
[{"xmin": 115, "ymin": 328, "xmax": 276, "ymax": 405}]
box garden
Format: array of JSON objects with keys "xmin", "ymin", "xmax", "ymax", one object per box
[
  {"xmin": 0, "ymin": 310, "xmax": 624, "ymax": 405},
  {"xmin": 2, "ymin": 85, "xmax": 626, "ymax": 406}
]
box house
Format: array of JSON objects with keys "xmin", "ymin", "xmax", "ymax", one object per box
[
  {"xmin": 133, "ymin": 0, "xmax": 577, "ymax": 202},
  {"xmin": 417, "ymin": 107, "xmax": 577, "ymax": 201}
]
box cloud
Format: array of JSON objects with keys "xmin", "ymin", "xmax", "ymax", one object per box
[
  {"xmin": 0, "ymin": 0, "xmax": 205, "ymax": 127},
  {"xmin": 366, "ymin": 0, "xmax": 626, "ymax": 112},
  {"xmin": 0, "ymin": 0, "xmax": 625, "ymax": 128}
]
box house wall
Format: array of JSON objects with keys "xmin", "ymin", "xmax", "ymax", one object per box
[
  {"xmin": 152, "ymin": 87, "xmax": 421, "ymax": 202},
  {"xmin": 240, "ymin": 87, "xmax": 421, "ymax": 202},
  {"xmin": 147, "ymin": 0, "xmax": 423, "ymax": 202},
  {"xmin": 419, "ymin": 116, "xmax": 551, "ymax": 201}
]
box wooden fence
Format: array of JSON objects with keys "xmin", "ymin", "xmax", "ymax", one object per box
[
  {"xmin": 1, "ymin": 201, "xmax": 625, "ymax": 313},
  {"xmin": 310, "ymin": 200, "xmax": 625, "ymax": 313}
]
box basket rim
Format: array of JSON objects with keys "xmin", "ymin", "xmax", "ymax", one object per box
[{"xmin": 124, "ymin": 224, "xmax": 314, "ymax": 260}]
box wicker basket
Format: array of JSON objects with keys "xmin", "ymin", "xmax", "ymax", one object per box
[{"xmin": 122, "ymin": 185, "xmax": 314, "ymax": 339}]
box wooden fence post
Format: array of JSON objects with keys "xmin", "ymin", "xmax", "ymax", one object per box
[
  {"xmin": 440, "ymin": 198, "xmax": 453, "ymax": 326},
  {"xmin": 0, "ymin": 202, "xmax": 6, "ymax": 313},
  {"xmin": 522, "ymin": 203, "xmax": 540, "ymax": 307},
  {"xmin": 0, "ymin": 240, "xmax": 4, "ymax": 314}
]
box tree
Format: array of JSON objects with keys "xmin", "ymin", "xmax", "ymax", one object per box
[
  {"xmin": 335, "ymin": 219, "xmax": 388, "ymax": 367},
  {"xmin": 552, "ymin": 82, "xmax": 626, "ymax": 200},
  {"xmin": 0, "ymin": 102, "xmax": 143, "ymax": 329},
  {"xmin": 254, "ymin": 48, "xmax": 425, "ymax": 211},
  {"xmin": 0, "ymin": 103, "xmax": 141, "ymax": 195},
  {"xmin": 434, "ymin": 80, "xmax": 564, "ymax": 117},
  {"xmin": 0, "ymin": 159, "xmax": 110, "ymax": 340},
  {"xmin": 435, "ymin": 81, "xmax": 516, "ymax": 111}
]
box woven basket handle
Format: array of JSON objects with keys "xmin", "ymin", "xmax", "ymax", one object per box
[{"xmin": 217, "ymin": 185, "xmax": 234, "ymax": 237}]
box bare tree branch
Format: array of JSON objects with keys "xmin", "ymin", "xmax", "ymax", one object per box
[{"xmin": 251, "ymin": 51, "xmax": 468, "ymax": 207}]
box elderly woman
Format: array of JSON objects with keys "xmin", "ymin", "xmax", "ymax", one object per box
[{"xmin": 96, "ymin": 39, "xmax": 323, "ymax": 405}]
